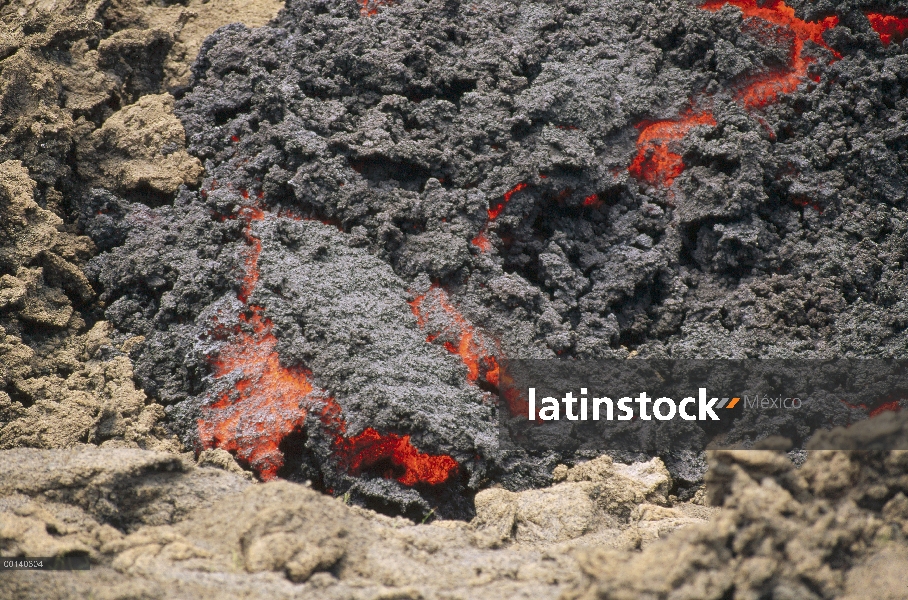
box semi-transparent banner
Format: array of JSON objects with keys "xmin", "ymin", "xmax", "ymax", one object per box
[{"xmin": 499, "ymin": 360, "xmax": 908, "ymax": 453}]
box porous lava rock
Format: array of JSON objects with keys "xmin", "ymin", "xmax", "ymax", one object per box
[
  {"xmin": 0, "ymin": 0, "xmax": 283, "ymax": 455},
  {"xmin": 0, "ymin": 445, "xmax": 709, "ymax": 600},
  {"xmin": 571, "ymin": 412, "xmax": 908, "ymax": 600},
  {"xmin": 85, "ymin": 0, "xmax": 908, "ymax": 513}
]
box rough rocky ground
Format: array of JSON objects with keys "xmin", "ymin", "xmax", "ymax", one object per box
[
  {"xmin": 3, "ymin": 0, "xmax": 908, "ymax": 598},
  {"xmin": 0, "ymin": 0, "xmax": 281, "ymax": 455},
  {"xmin": 6, "ymin": 416, "xmax": 908, "ymax": 599}
]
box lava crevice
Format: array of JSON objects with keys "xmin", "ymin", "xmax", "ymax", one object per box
[
  {"xmin": 624, "ymin": 0, "xmax": 839, "ymax": 193},
  {"xmin": 471, "ymin": 182, "xmax": 530, "ymax": 252},
  {"xmin": 409, "ymin": 285, "xmax": 500, "ymax": 390},
  {"xmin": 627, "ymin": 111, "xmax": 718, "ymax": 189},
  {"xmin": 198, "ymin": 201, "xmax": 459, "ymax": 487},
  {"xmin": 702, "ymin": 0, "xmax": 840, "ymax": 109}
]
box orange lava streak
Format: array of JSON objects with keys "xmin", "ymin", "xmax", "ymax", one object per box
[
  {"xmin": 628, "ymin": 111, "xmax": 717, "ymax": 188},
  {"xmin": 409, "ymin": 286, "xmax": 499, "ymax": 386},
  {"xmin": 583, "ymin": 194, "xmax": 602, "ymax": 208},
  {"xmin": 199, "ymin": 205, "xmax": 459, "ymax": 487},
  {"xmin": 471, "ymin": 231, "xmax": 492, "ymax": 252},
  {"xmin": 199, "ymin": 307, "xmax": 313, "ymax": 480},
  {"xmin": 866, "ymin": 13, "xmax": 908, "ymax": 46},
  {"xmin": 236, "ymin": 205, "xmax": 265, "ymax": 304},
  {"xmin": 490, "ymin": 182, "xmax": 528, "ymax": 219},
  {"xmin": 358, "ymin": 0, "xmax": 392, "ymax": 17},
  {"xmin": 840, "ymin": 399, "xmax": 901, "ymax": 419},
  {"xmin": 701, "ymin": 1, "xmax": 839, "ymax": 108},
  {"xmin": 870, "ymin": 401, "xmax": 901, "ymax": 418},
  {"xmin": 339, "ymin": 428, "xmax": 459, "ymax": 486},
  {"xmin": 471, "ymin": 183, "xmax": 529, "ymax": 250}
]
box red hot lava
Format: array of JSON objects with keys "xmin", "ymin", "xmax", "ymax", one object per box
[
  {"xmin": 840, "ymin": 399, "xmax": 901, "ymax": 419},
  {"xmin": 199, "ymin": 306, "xmax": 314, "ymax": 480},
  {"xmin": 628, "ymin": 1, "xmax": 839, "ymax": 190},
  {"xmin": 198, "ymin": 201, "xmax": 458, "ymax": 487},
  {"xmin": 359, "ymin": 0, "xmax": 392, "ymax": 17},
  {"xmin": 339, "ymin": 428, "xmax": 459, "ymax": 486},
  {"xmin": 471, "ymin": 182, "xmax": 529, "ymax": 251},
  {"xmin": 409, "ymin": 285, "xmax": 500, "ymax": 388},
  {"xmin": 628, "ymin": 111, "xmax": 717, "ymax": 188},
  {"xmin": 866, "ymin": 13, "xmax": 908, "ymax": 46},
  {"xmin": 701, "ymin": 0, "xmax": 839, "ymax": 108}
]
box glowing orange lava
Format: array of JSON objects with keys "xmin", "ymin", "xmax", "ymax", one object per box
[
  {"xmin": 866, "ymin": 13, "xmax": 908, "ymax": 46},
  {"xmin": 236, "ymin": 205, "xmax": 264, "ymax": 304},
  {"xmin": 628, "ymin": 111, "xmax": 717, "ymax": 188},
  {"xmin": 339, "ymin": 428, "xmax": 459, "ymax": 485},
  {"xmin": 199, "ymin": 307, "xmax": 314, "ymax": 480},
  {"xmin": 359, "ymin": 0, "xmax": 392, "ymax": 17},
  {"xmin": 490, "ymin": 182, "xmax": 528, "ymax": 219},
  {"xmin": 198, "ymin": 203, "xmax": 459, "ymax": 487},
  {"xmin": 701, "ymin": 1, "xmax": 839, "ymax": 108},
  {"xmin": 409, "ymin": 286, "xmax": 499, "ymax": 387},
  {"xmin": 471, "ymin": 183, "xmax": 529, "ymax": 250},
  {"xmin": 583, "ymin": 194, "xmax": 602, "ymax": 208},
  {"xmin": 840, "ymin": 399, "xmax": 901, "ymax": 419},
  {"xmin": 870, "ymin": 401, "xmax": 901, "ymax": 418},
  {"xmin": 471, "ymin": 231, "xmax": 492, "ymax": 252}
]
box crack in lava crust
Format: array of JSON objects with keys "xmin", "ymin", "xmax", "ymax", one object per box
[
  {"xmin": 701, "ymin": 0, "xmax": 839, "ymax": 108},
  {"xmin": 409, "ymin": 285, "xmax": 500, "ymax": 388},
  {"xmin": 199, "ymin": 203, "xmax": 459, "ymax": 486},
  {"xmin": 628, "ymin": 111, "xmax": 717, "ymax": 188},
  {"xmin": 359, "ymin": 0, "xmax": 393, "ymax": 17},
  {"xmin": 627, "ymin": 1, "xmax": 838, "ymax": 192},
  {"xmin": 471, "ymin": 182, "xmax": 529, "ymax": 252}
]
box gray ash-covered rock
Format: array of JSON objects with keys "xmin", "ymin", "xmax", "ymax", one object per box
[{"xmin": 83, "ymin": 0, "xmax": 908, "ymax": 516}]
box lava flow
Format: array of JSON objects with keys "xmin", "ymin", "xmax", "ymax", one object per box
[
  {"xmin": 198, "ymin": 201, "xmax": 458, "ymax": 487},
  {"xmin": 471, "ymin": 182, "xmax": 529, "ymax": 251},
  {"xmin": 628, "ymin": 111, "xmax": 717, "ymax": 188},
  {"xmin": 628, "ymin": 1, "xmax": 839, "ymax": 190},
  {"xmin": 840, "ymin": 399, "xmax": 901, "ymax": 419},
  {"xmin": 409, "ymin": 285, "xmax": 499, "ymax": 388},
  {"xmin": 866, "ymin": 13, "xmax": 908, "ymax": 46},
  {"xmin": 701, "ymin": 0, "xmax": 839, "ymax": 108},
  {"xmin": 339, "ymin": 428, "xmax": 459, "ymax": 486},
  {"xmin": 358, "ymin": 0, "xmax": 392, "ymax": 17}
]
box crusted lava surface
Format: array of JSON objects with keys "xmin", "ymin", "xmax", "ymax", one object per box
[{"xmin": 84, "ymin": 0, "xmax": 908, "ymax": 517}]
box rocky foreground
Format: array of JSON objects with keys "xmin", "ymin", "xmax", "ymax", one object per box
[{"xmin": 5, "ymin": 416, "xmax": 908, "ymax": 599}]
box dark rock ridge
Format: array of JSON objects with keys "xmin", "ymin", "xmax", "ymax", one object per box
[{"xmin": 85, "ymin": 0, "xmax": 908, "ymax": 516}]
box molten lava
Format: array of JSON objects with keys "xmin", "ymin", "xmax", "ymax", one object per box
[
  {"xmin": 199, "ymin": 307, "xmax": 314, "ymax": 480},
  {"xmin": 870, "ymin": 401, "xmax": 902, "ymax": 418},
  {"xmin": 701, "ymin": 1, "xmax": 839, "ymax": 108},
  {"xmin": 628, "ymin": 2, "xmax": 840, "ymax": 191},
  {"xmin": 359, "ymin": 0, "xmax": 392, "ymax": 17},
  {"xmin": 198, "ymin": 201, "xmax": 459, "ymax": 487},
  {"xmin": 409, "ymin": 286, "xmax": 499, "ymax": 387},
  {"xmin": 840, "ymin": 399, "xmax": 901, "ymax": 419},
  {"xmin": 471, "ymin": 182, "xmax": 529, "ymax": 251},
  {"xmin": 339, "ymin": 428, "xmax": 459, "ymax": 486},
  {"xmin": 471, "ymin": 231, "xmax": 492, "ymax": 252},
  {"xmin": 490, "ymin": 182, "xmax": 528, "ymax": 219},
  {"xmin": 583, "ymin": 194, "xmax": 602, "ymax": 208},
  {"xmin": 628, "ymin": 111, "xmax": 717, "ymax": 188},
  {"xmin": 866, "ymin": 13, "xmax": 908, "ymax": 46}
]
